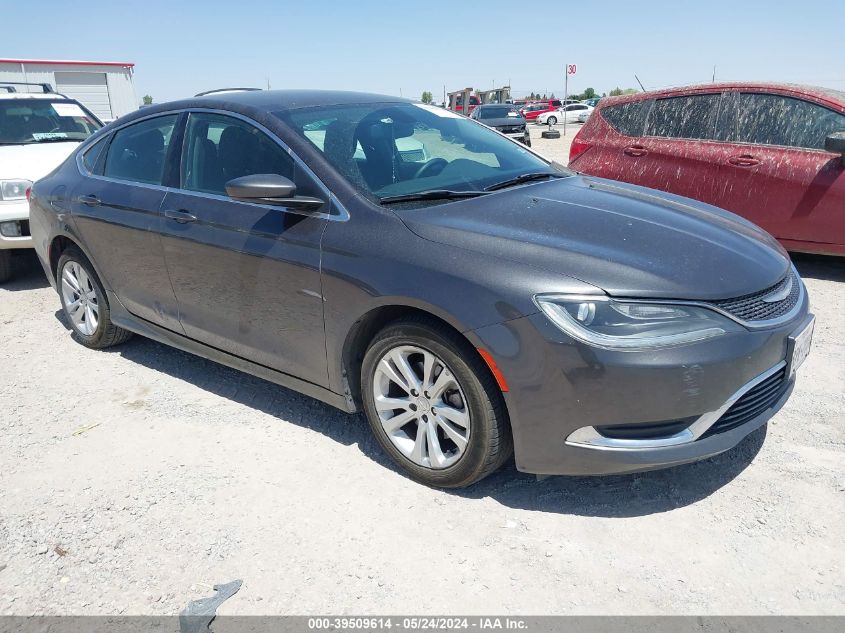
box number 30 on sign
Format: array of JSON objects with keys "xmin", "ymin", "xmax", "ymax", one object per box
[{"xmin": 567, "ymin": 64, "xmax": 577, "ymax": 75}]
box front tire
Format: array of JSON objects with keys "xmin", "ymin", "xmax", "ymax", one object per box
[
  {"xmin": 58, "ymin": 246, "xmax": 132, "ymax": 349},
  {"xmin": 0, "ymin": 251, "xmax": 11, "ymax": 283},
  {"xmin": 361, "ymin": 317, "xmax": 512, "ymax": 488}
]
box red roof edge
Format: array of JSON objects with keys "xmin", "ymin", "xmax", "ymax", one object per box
[{"xmin": 0, "ymin": 58, "xmax": 134, "ymax": 68}]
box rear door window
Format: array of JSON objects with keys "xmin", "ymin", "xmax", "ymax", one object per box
[
  {"xmin": 645, "ymin": 94, "xmax": 721, "ymax": 140},
  {"xmin": 600, "ymin": 100, "xmax": 650, "ymax": 137},
  {"xmin": 180, "ymin": 112, "xmax": 295, "ymax": 196},
  {"xmin": 103, "ymin": 115, "xmax": 178, "ymax": 185},
  {"xmin": 81, "ymin": 134, "xmax": 110, "ymax": 174},
  {"xmin": 731, "ymin": 93, "xmax": 845, "ymax": 150}
]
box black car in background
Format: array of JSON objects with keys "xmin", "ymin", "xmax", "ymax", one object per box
[
  {"xmin": 469, "ymin": 104, "xmax": 531, "ymax": 146},
  {"xmin": 28, "ymin": 90, "xmax": 812, "ymax": 488}
]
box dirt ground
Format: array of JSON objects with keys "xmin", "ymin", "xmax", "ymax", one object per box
[{"xmin": 1, "ymin": 145, "xmax": 843, "ymax": 615}]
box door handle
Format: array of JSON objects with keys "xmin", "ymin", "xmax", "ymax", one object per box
[
  {"xmin": 623, "ymin": 145, "xmax": 648, "ymax": 157},
  {"xmin": 728, "ymin": 154, "xmax": 760, "ymax": 167},
  {"xmin": 164, "ymin": 209, "xmax": 198, "ymax": 224},
  {"xmin": 78, "ymin": 194, "xmax": 101, "ymax": 206}
]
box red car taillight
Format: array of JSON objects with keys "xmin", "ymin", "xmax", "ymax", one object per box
[
  {"xmin": 569, "ymin": 137, "xmax": 592, "ymax": 164},
  {"xmin": 25, "ymin": 187, "xmax": 31, "ymax": 202}
]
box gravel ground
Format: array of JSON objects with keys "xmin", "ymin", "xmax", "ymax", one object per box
[{"xmin": 1, "ymin": 164, "xmax": 843, "ymax": 615}]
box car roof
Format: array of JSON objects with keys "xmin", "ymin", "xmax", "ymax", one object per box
[
  {"xmin": 599, "ymin": 82, "xmax": 845, "ymax": 108},
  {"xmin": 190, "ymin": 89, "xmax": 410, "ymax": 112},
  {"xmin": 116, "ymin": 90, "xmax": 415, "ymax": 128}
]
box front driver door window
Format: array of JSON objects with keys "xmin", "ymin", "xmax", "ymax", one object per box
[
  {"xmin": 159, "ymin": 112, "xmax": 331, "ymax": 385},
  {"xmin": 71, "ymin": 114, "xmax": 184, "ymax": 332}
]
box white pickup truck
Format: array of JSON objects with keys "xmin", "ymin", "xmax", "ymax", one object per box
[{"xmin": 0, "ymin": 83, "xmax": 102, "ymax": 282}]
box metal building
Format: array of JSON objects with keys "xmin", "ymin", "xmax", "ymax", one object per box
[{"xmin": 0, "ymin": 58, "xmax": 137, "ymax": 121}]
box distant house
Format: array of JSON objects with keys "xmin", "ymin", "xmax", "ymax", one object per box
[{"xmin": 0, "ymin": 58, "xmax": 137, "ymax": 122}]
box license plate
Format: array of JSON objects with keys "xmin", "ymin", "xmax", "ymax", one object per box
[{"xmin": 788, "ymin": 317, "xmax": 814, "ymax": 378}]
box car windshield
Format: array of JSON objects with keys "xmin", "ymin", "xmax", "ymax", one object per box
[
  {"xmin": 0, "ymin": 99, "xmax": 102, "ymax": 145},
  {"xmin": 478, "ymin": 106, "xmax": 519, "ymax": 119},
  {"xmin": 282, "ymin": 102, "xmax": 570, "ymax": 204}
]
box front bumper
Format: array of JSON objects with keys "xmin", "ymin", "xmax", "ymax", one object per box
[
  {"xmin": 0, "ymin": 201, "xmax": 33, "ymax": 250},
  {"xmin": 470, "ymin": 297, "xmax": 812, "ymax": 476}
]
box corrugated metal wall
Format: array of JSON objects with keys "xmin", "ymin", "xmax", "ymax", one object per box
[{"xmin": 0, "ymin": 62, "xmax": 137, "ymax": 121}]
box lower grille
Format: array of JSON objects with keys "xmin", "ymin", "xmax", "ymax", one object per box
[
  {"xmin": 597, "ymin": 418, "xmax": 695, "ymax": 440},
  {"xmin": 700, "ymin": 367, "xmax": 788, "ymax": 438},
  {"xmin": 20, "ymin": 220, "xmax": 31, "ymax": 237}
]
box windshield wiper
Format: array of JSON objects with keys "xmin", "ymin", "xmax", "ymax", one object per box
[
  {"xmin": 379, "ymin": 189, "xmax": 489, "ymax": 204},
  {"xmin": 484, "ymin": 172, "xmax": 566, "ymax": 191}
]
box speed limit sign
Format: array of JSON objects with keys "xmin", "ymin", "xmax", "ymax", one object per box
[{"xmin": 567, "ymin": 64, "xmax": 577, "ymax": 75}]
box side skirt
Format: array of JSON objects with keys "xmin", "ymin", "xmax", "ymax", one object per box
[{"xmin": 106, "ymin": 290, "xmax": 356, "ymax": 413}]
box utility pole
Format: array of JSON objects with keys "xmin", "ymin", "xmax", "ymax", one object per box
[{"xmin": 563, "ymin": 70, "xmax": 568, "ymax": 137}]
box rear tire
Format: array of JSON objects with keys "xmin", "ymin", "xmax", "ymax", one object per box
[
  {"xmin": 57, "ymin": 246, "xmax": 133, "ymax": 349},
  {"xmin": 361, "ymin": 316, "xmax": 512, "ymax": 488},
  {"xmin": 0, "ymin": 250, "xmax": 11, "ymax": 283},
  {"xmin": 547, "ymin": 116, "xmax": 557, "ymax": 125}
]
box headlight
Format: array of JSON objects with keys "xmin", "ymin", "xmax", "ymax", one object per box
[
  {"xmin": 534, "ymin": 294, "xmax": 743, "ymax": 350},
  {"xmin": 0, "ymin": 179, "xmax": 32, "ymax": 201}
]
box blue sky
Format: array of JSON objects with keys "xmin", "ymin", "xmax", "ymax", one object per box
[{"xmin": 6, "ymin": 0, "xmax": 845, "ymax": 103}]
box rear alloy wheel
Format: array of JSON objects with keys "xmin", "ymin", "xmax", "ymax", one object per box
[
  {"xmin": 58, "ymin": 246, "xmax": 133, "ymax": 349},
  {"xmin": 547, "ymin": 116, "xmax": 557, "ymax": 125},
  {"xmin": 361, "ymin": 318, "xmax": 512, "ymax": 487}
]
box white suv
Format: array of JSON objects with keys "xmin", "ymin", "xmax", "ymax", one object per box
[{"xmin": 0, "ymin": 84, "xmax": 102, "ymax": 282}]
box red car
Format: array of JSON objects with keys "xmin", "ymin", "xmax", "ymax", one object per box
[
  {"xmin": 569, "ymin": 83, "xmax": 845, "ymax": 256},
  {"xmin": 454, "ymin": 94, "xmax": 480, "ymax": 114},
  {"xmin": 520, "ymin": 99, "xmax": 564, "ymax": 121}
]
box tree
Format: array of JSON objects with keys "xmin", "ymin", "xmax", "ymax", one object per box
[
  {"xmin": 582, "ymin": 87, "xmax": 596, "ymax": 99},
  {"xmin": 142, "ymin": 95, "xmax": 153, "ymax": 105},
  {"xmin": 608, "ymin": 87, "xmax": 639, "ymax": 97},
  {"xmin": 420, "ymin": 91, "xmax": 433, "ymax": 104}
]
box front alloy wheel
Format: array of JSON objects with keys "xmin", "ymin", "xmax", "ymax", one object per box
[
  {"xmin": 372, "ymin": 345, "xmax": 470, "ymax": 469},
  {"xmin": 361, "ymin": 317, "xmax": 513, "ymax": 487}
]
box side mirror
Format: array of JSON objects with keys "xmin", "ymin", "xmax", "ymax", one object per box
[
  {"xmin": 225, "ymin": 174, "xmax": 323, "ymax": 209},
  {"xmin": 825, "ymin": 132, "xmax": 845, "ymax": 161}
]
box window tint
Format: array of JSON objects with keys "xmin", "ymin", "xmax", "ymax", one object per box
[
  {"xmin": 181, "ymin": 112, "xmax": 294, "ymax": 195},
  {"xmin": 733, "ymin": 93, "xmax": 845, "ymax": 150},
  {"xmin": 552, "ymin": 100, "xmax": 562, "ymax": 107},
  {"xmin": 81, "ymin": 135, "xmax": 109, "ymax": 174},
  {"xmin": 103, "ymin": 115, "xmax": 177, "ymax": 185},
  {"xmin": 645, "ymin": 94, "xmax": 720, "ymax": 140},
  {"xmin": 600, "ymin": 100, "xmax": 649, "ymax": 136}
]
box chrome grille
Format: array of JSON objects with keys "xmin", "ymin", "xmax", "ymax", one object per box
[{"xmin": 711, "ymin": 269, "xmax": 800, "ymax": 322}]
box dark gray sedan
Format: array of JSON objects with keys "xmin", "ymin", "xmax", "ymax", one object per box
[
  {"xmin": 469, "ymin": 104, "xmax": 531, "ymax": 146},
  {"xmin": 28, "ymin": 90, "xmax": 814, "ymax": 487}
]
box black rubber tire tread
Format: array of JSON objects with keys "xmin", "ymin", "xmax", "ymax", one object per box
[
  {"xmin": 0, "ymin": 250, "xmax": 12, "ymax": 283},
  {"xmin": 361, "ymin": 315, "xmax": 513, "ymax": 488},
  {"xmin": 541, "ymin": 130, "xmax": 561, "ymax": 139},
  {"xmin": 57, "ymin": 246, "xmax": 133, "ymax": 349}
]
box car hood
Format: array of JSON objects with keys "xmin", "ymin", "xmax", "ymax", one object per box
[
  {"xmin": 400, "ymin": 175, "xmax": 790, "ymax": 301},
  {"xmin": 0, "ymin": 141, "xmax": 81, "ymax": 182},
  {"xmin": 481, "ymin": 117, "xmax": 525, "ymax": 128}
]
